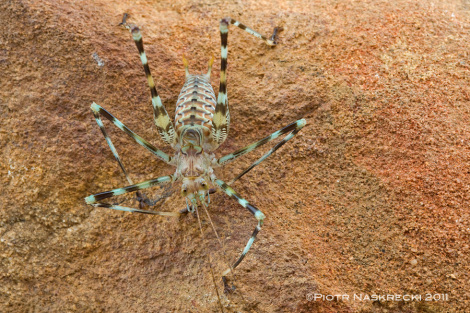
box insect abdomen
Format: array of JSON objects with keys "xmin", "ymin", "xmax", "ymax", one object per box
[{"xmin": 175, "ymin": 75, "xmax": 216, "ymax": 140}]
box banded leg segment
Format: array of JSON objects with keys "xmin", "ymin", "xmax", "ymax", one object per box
[
  {"xmin": 214, "ymin": 179, "xmax": 265, "ymax": 276},
  {"xmin": 131, "ymin": 26, "xmax": 176, "ymax": 147},
  {"xmin": 228, "ymin": 18, "xmax": 278, "ymax": 46},
  {"xmin": 91, "ymin": 102, "xmax": 172, "ymax": 164},
  {"xmin": 218, "ymin": 119, "xmax": 306, "ymax": 184},
  {"xmin": 85, "ymin": 175, "xmax": 180, "ymax": 217},
  {"xmin": 86, "ymin": 175, "xmax": 173, "ymax": 204},
  {"xmin": 91, "ymin": 104, "xmax": 134, "ymax": 186},
  {"xmin": 211, "ymin": 19, "xmax": 230, "ymax": 146},
  {"xmin": 211, "ymin": 18, "xmax": 279, "ymax": 147},
  {"xmin": 92, "ymin": 102, "xmax": 164, "ymax": 207}
]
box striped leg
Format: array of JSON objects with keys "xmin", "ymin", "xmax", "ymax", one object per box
[
  {"xmin": 211, "ymin": 18, "xmax": 280, "ymax": 147},
  {"xmin": 91, "ymin": 102, "xmax": 172, "ymax": 208},
  {"xmin": 91, "ymin": 101, "xmax": 144, "ymax": 207},
  {"xmin": 227, "ymin": 18, "xmax": 279, "ymax": 46},
  {"xmin": 214, "ymin": 179, "xmax": 265, "ymax": 290},
  {"xmin": 85, "ymin": 175, "xmax": 180, "ymax": 217},
  {"xmin": 211, "ymin": 19, "xmax": 230, "ymax": 146},
  {"xmin": 92, "ymin": 104, "xmax": 133, "ymax": 186},
  {"xmin": 130, "ymin": 26, "xmax": 176, "ymax": 147},
  {"xmin": 217, "ymin": 119, "xmax": 306, "ymax": 184},
  {"xmin": 91, "ymin": 102, "xmax": 172, "ymax": 164}
]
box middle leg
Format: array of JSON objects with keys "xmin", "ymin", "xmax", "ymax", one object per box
[
  {"xmin": 217, "ymin": 119, "xmax": 306, "ymax": 184},
  {"xmin": 90, "ymin": 102, "xmax": 173, "ymax": 207}
]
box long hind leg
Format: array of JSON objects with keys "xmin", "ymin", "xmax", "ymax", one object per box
[
  {"xmin": 123, "ymin": 23, "xmax": 177, "ymax": 147},
  {"xmin": 211, "ymin": 18, "xmax": 281, "ymax": 147}
]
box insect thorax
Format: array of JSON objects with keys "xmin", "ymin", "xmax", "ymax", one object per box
[{"xmin": 174, "ymin": 144, "xmax": 215, "ymax": 200}]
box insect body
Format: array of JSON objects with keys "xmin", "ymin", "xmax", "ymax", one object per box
[{"xmin": 85, "ymin": 17, "xmax": 306, "ymax": 286}]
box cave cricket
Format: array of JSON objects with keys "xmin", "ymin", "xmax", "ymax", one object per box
[{"xmin": 85, "ymin": 14, "xmax": 306, "ymax": 297}]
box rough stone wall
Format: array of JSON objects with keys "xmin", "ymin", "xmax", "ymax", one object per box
[{"xmin": 1, "ymin": 0, "xmax": 469, "ymax": 312}]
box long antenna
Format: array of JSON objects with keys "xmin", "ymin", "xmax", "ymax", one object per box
[
  {"xmin": 201, "ymin": 201, "xmax": 239, "ymax": 292},
  {"xmin": 195, "ymin": 206, "xmax": 225, "ymax": 313}
]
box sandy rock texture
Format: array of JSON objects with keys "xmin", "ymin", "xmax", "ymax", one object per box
[{"xmin": 1, "ymin": 0, "xmax": 469, "ymax": 312}]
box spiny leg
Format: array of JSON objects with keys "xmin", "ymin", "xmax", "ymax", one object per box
[
  {"xmin": 91, "ymin": 102, "xmax": 171, "ymax": 207},
  {"xmin": 211, "ymin": 19, "xmax": 230, "ymax": 146},
  {"xmin": 92, "ymin": 108, "xmax": 145, "ymax": 206},
  {"xmin": 217, "ymin": 119, "xmax": 306, "ymax": 184},
  {"xmin": 86, "ymin": 175, "xmax": 173, "ymax": 203},
  {"xmin": 85, "ymin": 175, "xmax": 180, "ymax": 217},
  {"xmin": 211, "ymin": 18, "xmax": 280, "ymax": 147},
  {"xmin": 129, "ymin": 26, "xmax": 176, "ymax": 147},
  {"xmin": 91, "ymin": 105, "xmax": 133, "ymax": 185},
  {"xmin": 91, "ymin": 102, "xmax": 172, "ymax": 164},
  {"xmin": 214, "ymin": 179, "xmax": 265, "ymax": 292},
  {"xmin": 217, "ymin": 119, "xmax": 306, "ymax": 165},
  {"xmin": 227, "ymin": 18, "xmax": 281, "ymax": 46}
]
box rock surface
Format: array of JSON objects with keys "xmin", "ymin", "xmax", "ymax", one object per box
[{"xmin": 1, "ymin": 0, "xmax": 469, "ymax": 312}]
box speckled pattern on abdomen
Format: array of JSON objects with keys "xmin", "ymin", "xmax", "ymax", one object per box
[{"xmin": 175, "ymin": 74, "xmax": 216, "ymax": 140}]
